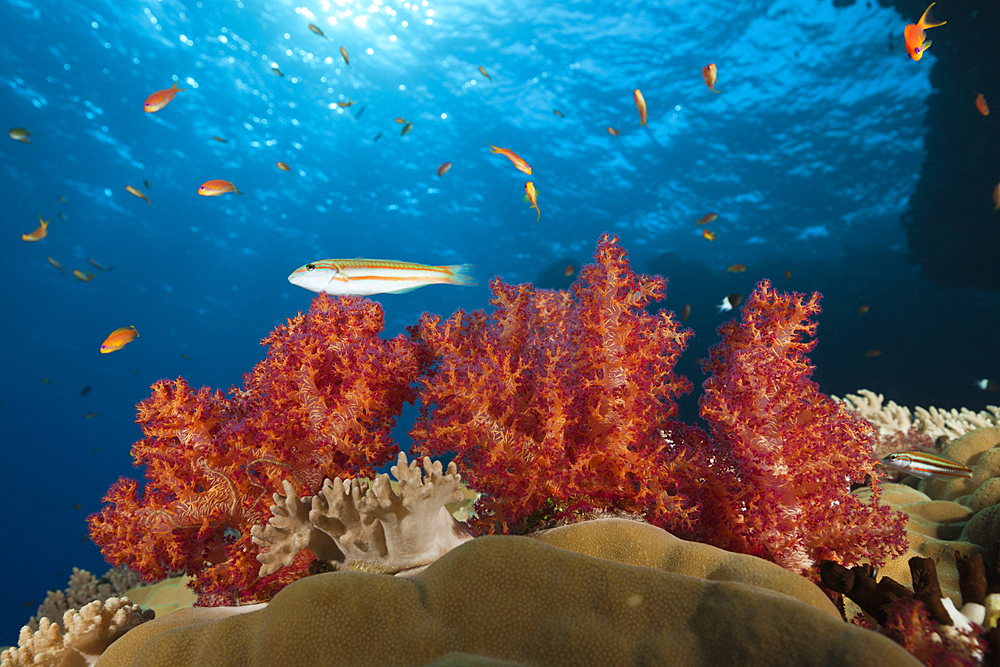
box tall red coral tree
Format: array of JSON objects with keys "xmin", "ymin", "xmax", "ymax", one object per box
[
  {"xmin": 696, "ymin": 280, "xmax": 907, "ymax": 575},
  {"xmin": 88, "ymin": 295, "xmax": 419, "ymax": 604},
  {"xmin": 411, "ymin": 234, "xmax": 701, "ymax": 534}
]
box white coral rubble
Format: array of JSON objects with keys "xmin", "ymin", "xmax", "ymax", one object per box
[
  {"xmin": 251, "ymin": 452, "xmax": 473, "ymax": 576},
  {"xmin": 836, "ymin": 389, "xmax": 1000, "ymax": 444}
]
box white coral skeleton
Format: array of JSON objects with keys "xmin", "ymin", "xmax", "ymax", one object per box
[{"xmin": 251, "ymin": 451, "xmax": 473, "ymax": 576}]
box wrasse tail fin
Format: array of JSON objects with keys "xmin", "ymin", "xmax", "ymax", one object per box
[
  {"xmin": 444, "ymin": 263, "xmax": 477, "ymax": 287},
  {"xmin": 972, "ymin": 463, "xmax": 992, "ymax": 485}
]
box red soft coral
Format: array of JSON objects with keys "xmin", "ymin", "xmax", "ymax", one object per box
[
  {"xmin": 88, "ymin": 294, "xmax": 419, "ymax": 604},
  {"xmin": 411, "ymin": 234, "xmax": 700, "ymax": 534},
  {"xmin": 696, "ymin": 279, "xmax": 907, "ymax": 575}
]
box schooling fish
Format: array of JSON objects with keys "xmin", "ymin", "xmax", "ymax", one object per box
[
  {"xmin": 276, "ymin": 161, "xmax": 292, "ymax": 172},
  {"xmin": 289, "ymin": 258, "xmax": 476, "ymax": 296},
  {"xmin": 22, "ymin": 215, "xmax": 50, "ymax": 242},
  {"xmin": 308, "ymin": 24, "xmax": 327, "ymax": 38},
  {"xmin": 881, "ymin": 452, "xmax": 979, "ymax": 480},
  {"xmin": 46, "ymin": 256, "xmax": 66, "ymax": 275},
  {"xmin": 198, "ymin": 179, "xmax": 242, "ymax": 196},
  {"xmin": 100, "ymin": 326, "xmax": 138, "ymax": 353},
  {"xmin": 340, "ymin": 46, "xmax": 350, "ymax": 66},
  {"xmin": 905, "ymin": 3, "xmax": 946, "ymax": 61},
  {"xmin": 478, "ymin": 66, "xmax": 492, "ymax": 83},
  {"xmin": 144, "ymin": 81, "xmax": 185, "ymax": 113},
  {"xmin": 702, "ymin": 63, "xmax": 720, "ymax": 93},
  {"xmin": 633, "ymin": 89, "xmax": 648, "ymax": 126},
  {"xmin": 437, "ymin": 162, "xmax": 453, "ymax": 178},
  {"xmin": 524, "ymin": 181, "xmax": 540, "ymax": 221},
  {"xmin": 488, "ymin": 144, "xmax": 531, "ymax": 174},
  {"xmin": 126, "ymin": 184, "xmax": 150, "ymax": 204}
]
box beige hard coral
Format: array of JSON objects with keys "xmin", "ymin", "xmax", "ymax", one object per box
[
  {"xmin": 1, "ymin": 597, "xmax": 152, "ymax": 667},
  {"xmin": 95, "ymin": 518, "xmax": 921, "ymax": 667},
  {"xmin": 251, "ymin": 451, "xmax": 473, "ymax": 575}
]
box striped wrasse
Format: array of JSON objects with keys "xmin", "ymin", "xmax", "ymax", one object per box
[
  {"xmin": 288, "ymin": 258, "xmax": 476, "ymax": 296},
  {"xmin": 880, "ymin": 452, "xmax": 983, "ymax": 481}
]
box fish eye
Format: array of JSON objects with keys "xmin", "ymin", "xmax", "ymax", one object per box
[{"xmin": 305, "ymin": 263, "xmax": 316, "ymax": 271}]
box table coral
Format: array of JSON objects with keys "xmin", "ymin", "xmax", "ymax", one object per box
[
  {"xmin": 92, "ymin": 519, "xmax": 922, "ymax": 667},
  {"xmin": 88, "ymin": 295, "xmax": 421, "ymax": 605}
]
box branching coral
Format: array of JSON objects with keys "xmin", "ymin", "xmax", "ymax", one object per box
[
  {"xmin": 88, "ymin": 295, "xmax": 420, "ymax": 605},
  {"xmin": 251, "ymin": 451, "xmax": 472, "ymax": 574},
  {"xmin": 695, "ymin": 280, "xmax": 908, "ymax": 575},
  {"xmin": 410, "ymin": 234, "xmax": 698, "ymax": 534}
]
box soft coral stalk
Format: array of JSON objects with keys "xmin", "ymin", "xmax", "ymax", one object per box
[{"xmin": 697, "ymin": 279, "xmax": 907, "ymax": 575}]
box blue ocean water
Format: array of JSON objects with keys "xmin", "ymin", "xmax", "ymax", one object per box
[{"xmin": 2, "ymin": 0, "xmax": 998, "ymax": 647}]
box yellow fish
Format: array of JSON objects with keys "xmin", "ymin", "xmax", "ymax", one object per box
[
  {"xmin": 100, "ymin": 326, "xmax": 138, "ymax": 353},
  {"xmin": 22, "ymin": 215, "xmax": 50, "ymax": 241},
  {"xmin": 289, "ymin": 258, "xmax": 475, "ymax": 296}
]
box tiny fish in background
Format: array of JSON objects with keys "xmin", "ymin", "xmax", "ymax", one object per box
[
  {"xmin": 276, "ymin": 161, "xmax": 292, "ymax": 172},
  {"xmin": 143, "ymin": 81, "xmax": 184, "ymax": 113},
  {"xmin": 126, "ymin": 185, "xmax": 150, "ymax": 204},
  {"xmin": 143, "ymin": 180, "xmax": 151, "ymax": 189},
  {"xmin": 437, "ymin": 162, "xmax": 452, "ymax": 178},
  {"xmin": 864, "ymin": 349, "xmax": 881, "ymax": 358},
  {"xmin": 395, "ymin": 117, "xmax": 407, "ymax": 124},
  {"xmin": 681, "ymin": 304, "xmax": 691, "ymax": 322},
  {"xmin": 783, "ymin": 270, "xmax": 792, "ymax": 281},
  {"xmin": 308, "ymin": 24, "xmax": 327, "ymax": 38},
  {"xmin": 696, "ymin": 213, "xmax": 718, "ymax": 225},
  {"xmin": 478, "ymin": 66, "xmax": 491, "ymax": 82},
  {"xmin": 354, "ymin": 104, "xmax": 366, "ymax": 119},
  {"xmin": 337, "ymin": 99, "xmax": 356, "ymax": 108},
  {"xmin": 564, "ymin": 264, "xmax": 575, "ymax": 277},
  {"xmin": 702, "ymin": 229, "xmax": 717, "ymax": 241},
  {"xmin": 975, "ymin": 378, "xmax": 998, "ymax": 391},
  {"xmin": 80, "ymin": 386, "xmax": 91, "ymax": 397},
  {"xmin": 399, "ymin": 121, "xmax": 413, "ymax": 136},
  {"xmin": 881, "ymin": 452, "xmax": 981, "ymax": 481},
  {"xmin": 553, "ymin": 109, "xmax": 565, "ymax": 118},
  {"xmin": 272, "ymin": 67, "xmax": 284, "ymax": 77},
  {"xmin": 373, "ymin": 131, "xmax": 383, "ymax": 142},
  {"xmin": 73, "ymin": 270, "xmax": 96, "ymax": 282},
  {"xmin": 84, "ymin": 412, "xmax": 99, "ymax": 419},
  {"xmin": 857, "ymin": 304, "xmax": 870, "ymax": 314},
  {"xmin": 100, "ymin": 326, "xmax": 138, "ymax": 353},
  {"xmin": 975, "ymin": 92, "xmax": 989, "ymax": 116},
  {"xmin": 58, "ymin": 195, "xmax": 69, "ymax": 203},
  {"xmin": 198, "ymin": 179, "xmax": 242, "ymax": 196},
  {"xmin": 993, "ymin": 182, "xmax": 999, "ymax": 212},
  {"xmin": 717, "ymin": 294, "xmax": 743, "ymax": 313},
  {"xmin": 607, "ymin": 127, "xmax": 620, "ymax": 136},
  {"xmin": 22, "ymin": 215, "xmax": 50, "ymax": 241},
  {"xmin": 726, "ymin": 263, "xmax": 746, "ymax": 273},
  {"xmin": 213, "ymin": 136, "xmax": 228, "ymax": 143},
  {"xmin": 289, "ymin": 258, "xmax": 476, "ymax": 296},
  {"xmin": 488, "ymin": 144, "xmax": 531, "ymax": 174},
  {"xmin": 88, "ymin": 257, "xmax": 113, "ymax": 271},
  {"xmin": 633, "ymin": 89, "xmax": 647, "ymax": 126},
  {"xmin": 46, "ymin": 256, "xmax": 66, "ymax": 275},
  {"xmin": 702, "ymin": 63, "xmax": 720, "ymax": 92},
  {"xmin": 340, "ymin": 46, "xmax": 350, "ymax": 66},
  {"xmin": 8, "ymin": 127, "xmax": 32, "ymax": 143},
  {"xmin": 904, "ymin": 3, "xmax": 945, "ymax": 61}
]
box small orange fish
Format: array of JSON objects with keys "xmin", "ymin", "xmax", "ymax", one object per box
[
  {"xmin": 213, "ymin": 136, "xmax": 228, "ymax": 143},
  {"xmin": 702, "ymin": 229, "xmax": 717, "ymax": 241},
  {"xmin": 308, "ymin": 24, "xmax": 327, "ymax": 38},
  {"xmin": 696, "ymin": 213, "xmax": 718, "ymax": 226},
  {"xmin": 702, "ymin": 63, "xmax": 720, "ymax": 93},
  {"xmin": 143, "ymin": 81, "xmax": 185, "ymax": 113},
  {"xmin": 340, "ymin": 46, "xmax": 350, "ymax": 66},
  {"xmin": 681, "ymin": 303, "xmax": 691, "ymax": 322},
  {"xmin": 22, "ymin": 214, "xmax": 50, "ymax": 242},
  {"xmin": 478, "ymin": 66, "xmax": 491, "ymax": 83},
  {"xmin": 73, "ymin": 269, "xmax": 96, "ymax": 282},
  {"xmin": 975, "ymin": 92, "xmax": 989, "ymax": 116},
  {"xmin": 400, "ymin": 121, "xmax": 413, "ymax": 136},
  {"xmin": 88, "ymin": 257, "xmax": 112, "ymax": 271},
  {"xmin": 633, "ymin": 89, "xmax": 647, "ymax": 126},
  {"xmin": 46, "ymin": 256, "xmax": 66, "ymax": 275},
  {"xmin": 525, "ymin": 181, "xmax": 540, "ymax": 221},
  {"xmin": 8, "ymin": 127, "xmax": 32, "ymax": 143},
  {"xmin": 864, "ymin": 349, "xmax": 881, "ymax": 358},
  {"xmin": 905, "ymin": 4, "xmax": 945, "ymax": 61},
  {"xmin": 126, "ymin": 184, "xmax": 150, "ymax": 204},
  {"xmin": 858, "ymin": 305, "xmax": 870, "ymax": 314},
  {"xmin": 198, "ymin": 179, "xmax": 242, "ymax": 196},
  {"xmin": 276, "ymin": 161, "xmax": 292, "ymax": 172},
  {"xmin": 564, "ymin": 265, "xmax": 575, "ymax": 277},
  {"xmin": 726, "ymin": 263, "xmax": 746, "ymax": 273},
  {"xmin": 783, "ymin": 270, "xmax": 792, "ymax": 282},
  {"xmin": 395, "ymin": 117, "xmax": 407, "ymax": 124},
  {"xmin": 272, "ymin": 67, "xmax": 284, "ymax": 77},
  {"xmin": 553, "ymin": 109, "xmax": 565, "ymax": 118},
  {"xmin": 993, "ymin": 182, "xmax": 1000, "ymax": 212},
  {"xmin": 488, "ymin": 144, "xmax": 532, "ymax": 175},
  {"xmin": 437, "ymin": 162, "xmax": 453, "ymax": 178},
  {"xmin": 337, "ymin": 99, "xmax": 356, "ymax": 108},
  {"xmin": 607, "ymin": 127, "xmax": 620, "ymax": 136},
  {"xmin": 100, "ymin": 326, "xmax": 138, "ymax": 353}
]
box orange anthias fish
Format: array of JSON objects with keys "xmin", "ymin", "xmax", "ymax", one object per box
[
  {"xmin": 100, "ymin": 326, "xmax": 138, "ymax": 353},
  {"xmin": 702, "ymin": 63, "xmax": 720, "ymax": 92},
  {"xmin": 702, "ymin": 229, "xmax": 717, "ymax": 241},
  {"xmin": 993, "ymin": 182, "xmax": 1000, "ymax": 212},
  {"xmin": 337, "ymin": 99, "xmax": 356, "ymax": 108},
  {"xmin": 633, "ymin": 89, "xmax": 647, "ymax": 126},
  {"xmin": 607, "ymin": 127, "xmax": 620, "ymax": 136},
  {"xmin": 126, "ymin": 185, "xmax": 150, "ymax": 204},
  {"xmin": 340, "ymin": 47, "xmax": 350, "ymax": 66},
  {"xmin": 276, "ymin": 161, "xmax": 292, "ymax": 172},
  {"xmin": 696, "ymin": 213, "xmax": 718, "ymax": 226},
  {"xmin": 437, "ymin": 162, "xmax": 453, "ymax": 178},
  {"xmin": 905, "ymin": 3, "xmax": 946, "ymax": 61},
  {"xmin": 46, "ymin": 256, "xmax": 66, "ymax": 275},
  {"xmin": 144, "ymin": 81, "xmax": 185, "ymax": 113},
  {"xmin": 308, "ymin": 24, "xmax": 327, "ymax": 38},
  {"xmin": 478, "ymin": 66, "xmax": 492, "ymax": 83},
  {"xmin": 525, "ymin": 181, "xmax": 540, "ymax": 221},
  {"xmin": 975, "ymin": 93, "xmax": 990, "ymax": 116},
  {"xmin": 73, "ymin": 270, "xmax": 96, "ymax": 282},
  {"xmin": 198, "ymin": 180, "xmax": 242, "ymax": 196},
  {"xmin": 487, "ymin": 144, "xmax": 531, "ymax": 175},
  {"xmin": 395, "ymin": 117, "xmax": 407, "ymax": 124},
  {"xmin": 22, "ymin": 214, "xmax": 50, "ymax": 241},
  {"xmin": 726, "ymin": 263, "xmax": 746, "ymax": 273}
]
